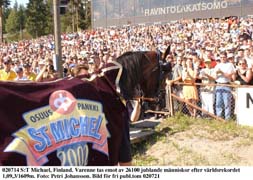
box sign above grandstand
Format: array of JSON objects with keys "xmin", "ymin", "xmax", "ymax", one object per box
[
  {"xmin": 143, "ymin": 0, "xmax": 228, "ymax": 16},
  {"xmin": 237, "ymin": 87, "xmax": 253, "ymax": 127},
  {"xmin": 92, "ymin": 0, "xmax": 253, "ymax": 28}
]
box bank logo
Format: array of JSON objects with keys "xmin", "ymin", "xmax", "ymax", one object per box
[{"xmin": 49, "ymin": 90, "xmax": 77, "ymax": 115}]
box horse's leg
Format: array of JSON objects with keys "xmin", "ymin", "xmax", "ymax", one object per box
[{"xmin": 130, "ymin": 100, "xmax": 141, "ymax": 122}]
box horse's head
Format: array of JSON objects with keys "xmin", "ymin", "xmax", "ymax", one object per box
[
  {"xmin": 116, "ymin": 49, "xmax": 171, "ymax": 100},
  {"xmin": 140, "ymin": 51, "xmax": 161, "ymax": 98}
]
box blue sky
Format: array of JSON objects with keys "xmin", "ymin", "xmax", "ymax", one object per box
[{"xmin": 10, "ymin": 0, "xmax": 29, "ymax": 7}]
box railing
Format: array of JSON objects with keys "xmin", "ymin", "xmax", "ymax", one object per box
[{"xmin": 164, "ymin": 82, "xmax": 253, "ymax": 125}]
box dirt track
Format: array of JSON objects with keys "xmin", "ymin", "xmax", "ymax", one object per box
[{"xmin": 133, "ymin": 117, "xmax": 253, "ymax": 166}]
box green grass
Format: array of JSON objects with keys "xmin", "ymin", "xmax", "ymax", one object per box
[{"xmin": 4, "ymin": 31, "xmax": 33, "ymax": 43}]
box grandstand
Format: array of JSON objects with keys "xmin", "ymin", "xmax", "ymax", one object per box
[{"xmin": 92, "ymin": 0, "xmax": 253, "ymax": 28}]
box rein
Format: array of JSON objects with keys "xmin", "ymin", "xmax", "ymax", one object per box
[{"xmin": 132, "ymin": 96, "xmax": 159, "ymax": 102}]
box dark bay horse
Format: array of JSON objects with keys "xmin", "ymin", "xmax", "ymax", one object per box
[
  {"xmin": 0, "ymin": 50, "xmax": 169, "ymax": 166},
  {"xmin": 116, "ymin": 51, "xmax": 162, "ymax": 100},
  {"xmin": 116, "ymin": 50, "xmax": 171, "ymax": 121}
]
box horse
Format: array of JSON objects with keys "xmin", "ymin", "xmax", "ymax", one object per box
[
  {"xmin": 116, "ymin": 49, "xmax": 172, "ymax": 121},
  {"xmin": 119, "ymin": 47, "xmax": 171, "ymax": 121},
  {"xmin": 0, "ymin": 50, "xmax": 170, "ymax": 166}
]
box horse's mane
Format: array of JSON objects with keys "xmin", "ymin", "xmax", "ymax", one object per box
[{"xmin": 116, "ymin": 51, "xmax": 149, "ymax": 100}]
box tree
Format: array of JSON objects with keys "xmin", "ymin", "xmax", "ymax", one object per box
[
  {"xmin": 82, "ymin": 0, "xmax": 91, "ymax": 29},
  {"xmin": 18, "ymin": 4, "xmax": 26, "ymax": 39},
  {"xmin": 5, "ymin": 2, "xmax": 27, "ymax": 40},
  {"xmin": 74, "ymin": 0, "xmax": 91, "ymax": 30},
  {"xmin": 61, "ymin": 0, "xmax": 91, "ymax": 32},
  {"xmin": 60, "ymin": 0, "xmax": 77, "ymax": 33},
  {"xmin": 5, "ymin": 2, "xmax": 19, "ymax": 34},
  {"xmin": 44, "ymin": 0, "xmax": 53, "ymax": 35},
  {"xmin": 25, "ymin": 0, "xmax": 51, "ymax": 38},
  {"xmin": 0, "ymin": 0, "xmax": 10, "ymax": 43}
]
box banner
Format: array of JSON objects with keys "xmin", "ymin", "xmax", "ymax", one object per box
[
  {"xmin": 237, "ymin": 87, "xmax": 253, "ymax": 126},
  {"xmin": 0, "ymin": 62, "xmax": 128, "ymax": 166}
]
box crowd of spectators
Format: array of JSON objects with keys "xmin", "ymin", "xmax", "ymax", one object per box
[{"xmin": 0, "ymin": 16, "xmax": 253, "ymax": 119}]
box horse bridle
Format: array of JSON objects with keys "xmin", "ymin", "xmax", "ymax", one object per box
[{"xmin": 133, "ymin": 51, "xmax": 162, "ymax": 102}]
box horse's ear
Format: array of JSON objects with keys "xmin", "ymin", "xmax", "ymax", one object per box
[
  {"xmin": 162, "ymin": 45, "xmax": 171, "ymax": 61},
  {"xmin": 161, "ymin": 61, "xmax": 172, "ymax": 72}
]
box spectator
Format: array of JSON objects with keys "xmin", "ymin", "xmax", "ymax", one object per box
[
  {"xmin": 14, "ymin": 67, "xmax": 27, "ymax": 81},
  {"xmin": 37, "ymin": 60, "xmax": 46, "ymax": 74},
  {"xmin": 167, "ymin": 56, "xmax": 184, "ymax": 111},
  {"xmin": 214, "ymin": 51, "xmax": 236, "ymax": 120},
  {"xmin": 234, "ymin": 58, "xmax": 253, "ymax": 85},
  {"xmin": 0, "ymin": 58, "xmax": 17, "ymax": 81},
  {"xmin": 205, "ymin": 49, "xmax": 217, "ymax": 68},
  {"xmin": 235, "ymin": 49, "xmax": 244, "ymax": 64},
  {"xmin": 12, "ymin": 60, "xmax": 21, "ymax": 70},
  {"xmin": 191, "ymin": 52, "xmax": 202, "ymax": 117},
  {"xmin": 227, "ymin": 53, "xmax": 236, "ymax": 67},
  {"xmin": 244, "ymin": 48, "xmax": 253, "ymax": 69},
  {"xmin": 165, "ymin": 54, "xmax": 174, "ymax": 80},
  {"xmin": 23, "ymin": 63, "xmax": 37, "ymax": 81},
  {"xmin": 88, "ymin": 58, "xmax": 96, "ymax": 74},
  {"xmin": 199, "ymin": 58, "xmax": 216, "ymax": 116},
  {"xmin": 35, "ymin": 61, "xmax": 58, "ymax": 82},
  {"xmin": 72, "ymin": 64, "xmax": 89, "ymax": 77},
  {"xmin": 182, "ymin": 57, "xmax": 199, "ymax": 117}
]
